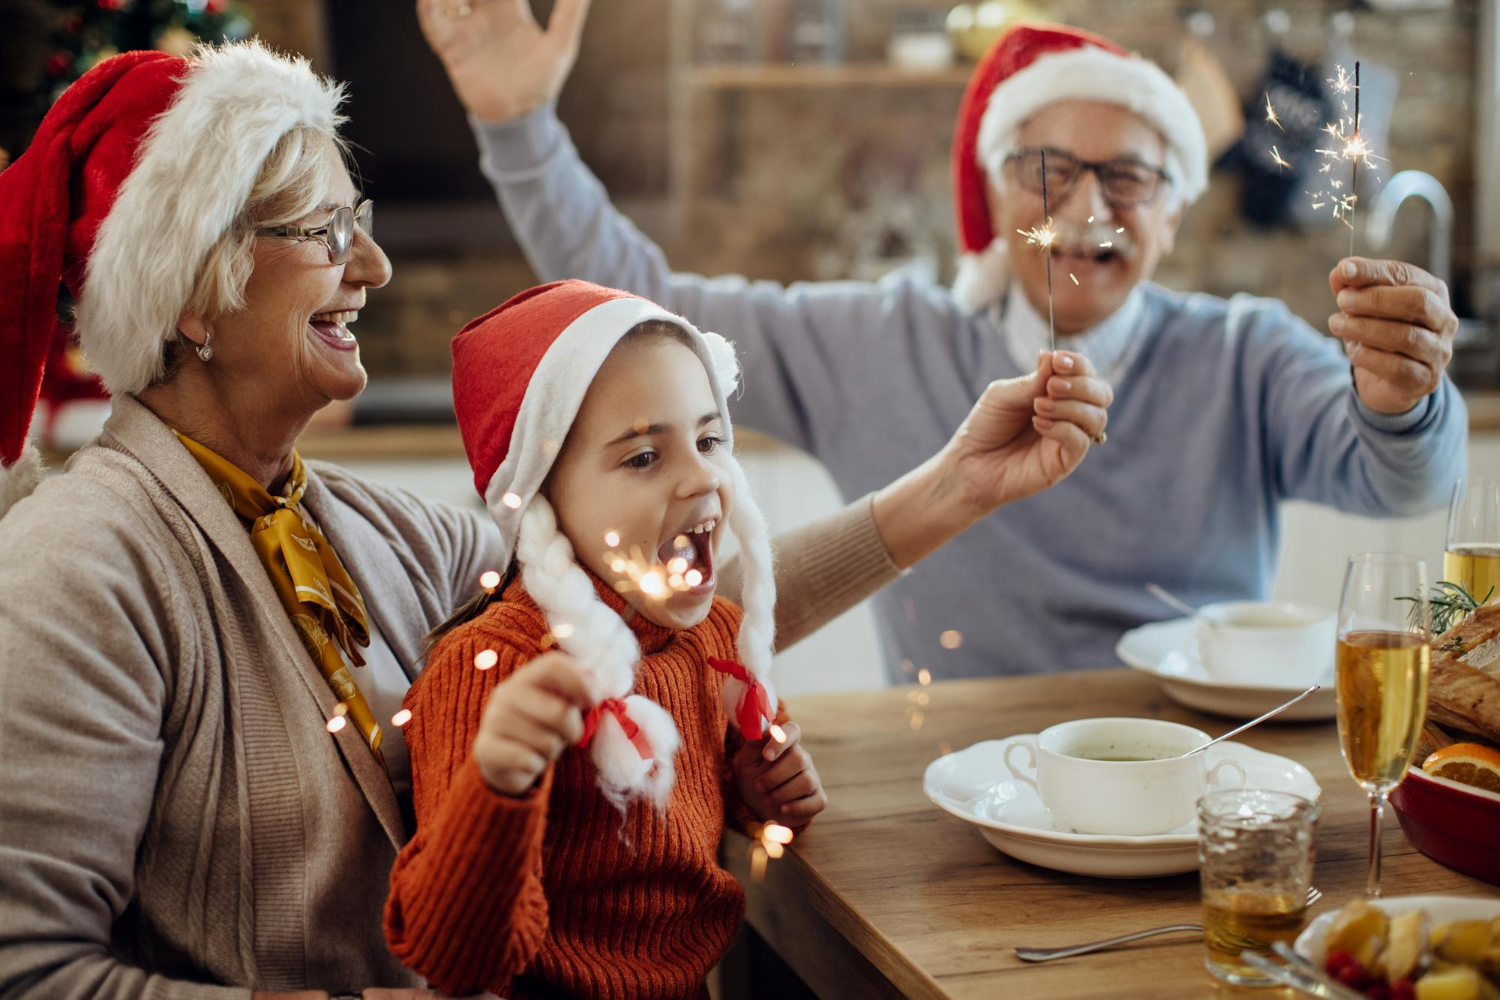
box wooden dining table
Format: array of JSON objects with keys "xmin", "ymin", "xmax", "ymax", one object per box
[{"xmin": 719, "ymin": 669, "xmax": 1496, "ymax": 999}]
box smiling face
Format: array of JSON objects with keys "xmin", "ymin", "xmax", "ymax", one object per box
[
  {"xmin": 545, "ymin": 326, "xmax": 735, "ymax": 630},
  {"xmin": 992, "ymin": 100, "xmax": 1185, "ymax": 334},
  {"xmin": 182, "ymin": 136, "xmax": 392, "ymax": 419}
]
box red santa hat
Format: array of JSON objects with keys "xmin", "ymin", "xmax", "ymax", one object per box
[
  {"xmin": 451, "ymin": 279, "xmax": 778, "ymax": 809},
  {"xmin": 0, "ymin": 41, "xmax": 343, "ymax": 516},
  {"xmin": 950, "ymin": 23, "xmax": 1208, "ymax": 313}
]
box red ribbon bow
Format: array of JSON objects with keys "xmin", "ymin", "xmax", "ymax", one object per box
[
  {"xmin": 580, "ymin": 697, "xmax": 653, "ymax": 760},
  {"xmin": 708, "ymin": 657, "xmax": 773, "ymax": 740}
]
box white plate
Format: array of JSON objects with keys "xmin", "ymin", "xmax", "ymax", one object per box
[
  {"xmin": 923, "ymin": 735, "xmax": 1321, "ymax": 878},
  {"xmin": 1116, "ymin": 617, "xmax": 1337, "ymax": 721},
  {"xmin": 1295, "ymin": 895, "xmax": 1500, "ymax": 966}
]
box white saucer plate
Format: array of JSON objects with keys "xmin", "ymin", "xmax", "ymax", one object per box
[
  {"xmin": 1295, "ymin": 895, "xmax": 1500, "ymax": 966},
  {"xmin": 923, "ymin": 735, "xmax": 1321, "ymax": 878},
  {"xmin": 1116, "ymin": 617, "xmax": 1337, "ymax": 721}
]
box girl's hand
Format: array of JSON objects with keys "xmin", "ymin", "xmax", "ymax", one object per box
[
  {"xmin": 417, "ymin": 0, "xmax": 593, "ymax": 123},
  {"xmin": 732, "ymin": 721, "xmax": 827, "ymax": 826},
  {"xmin": 472, "ymin": 652, "xmax": 595, "ymax": 796}
]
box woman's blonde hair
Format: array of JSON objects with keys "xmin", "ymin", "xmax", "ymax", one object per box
[{"xmin": 153, "ymin": 126, "xmax": 349, "ymax": 381}]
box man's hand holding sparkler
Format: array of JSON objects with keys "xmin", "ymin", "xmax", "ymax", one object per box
[
  {"xmin": 1328, "ymin": 257, "xmax": 1458, "ymax": 415},
  {"xmin": 871, "ymin": 350, "xmax": 1112, "ymax": 568}
]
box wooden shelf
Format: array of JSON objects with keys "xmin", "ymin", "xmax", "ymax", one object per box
[{"xmin": 686, "ymin": 63, "xmax": 972, "ymax": 91}]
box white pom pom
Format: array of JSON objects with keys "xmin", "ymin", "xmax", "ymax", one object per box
[
  {"xmin": 0, "ymin": 442, "xmax": 44, "ymax": 520},
  {"xmin": 700, "ymin": 331, "xmax": 742, "ymax": 397}
]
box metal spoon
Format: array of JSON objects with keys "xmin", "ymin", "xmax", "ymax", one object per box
[
  {"xmin": 1146, "ymin": 582, "xmax": 1219, "ymax": 630},
  {"xmin": 1179, "ymin": 684, "xmax": 1321, "ymax": 757},
  {"xmin": 1013, "ymin": 888, "xmax": 1322, "ymax": 962}
]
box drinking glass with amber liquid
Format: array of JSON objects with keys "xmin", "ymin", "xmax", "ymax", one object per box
[
  {"xmin": 1199, "ymin": 789, "xmax": 1319, "ymax": 987},
  {"xmin": 1445, "ymin": 478, "xmax": 1500, "ymax": 605},
  {"xmin": 1336, "ymin": 553, "xmax": 1431, "ymax": 898}
]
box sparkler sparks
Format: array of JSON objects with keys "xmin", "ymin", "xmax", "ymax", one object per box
[
  {"xmin": 1069, "ymin": 273, "xmax": 1079, "ymax": 285},
  {"xmin": 474, "ymin": 648, "xmax": 498, "ymax": 670},
  {"xmin": 1264, "ymin": 91, "xmax": 1284, "ymax": 131},
  {"xmin": 1269, "ymin": 145, "xmax": 1291, "ymax": 172},
  {"xmin": 1019, "ymin": 148, "xmax": 1056, "ymax": 351},
  {"xmin": 1307, "ymin": 61, "xmax": 1381, "ymax": 253},
  {"xmin": 391, "ymin": 708, "xmax": 412, "ymax": 727},
  {"xmin": 480, "ymin": 569, "xmax": 501, "ymax": 591}
]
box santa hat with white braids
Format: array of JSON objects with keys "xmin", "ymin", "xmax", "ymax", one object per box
[
  {"xmin": 451, "ymin": 280, "xmax": 778, "ymax": 810},
  {"xmin": 0, "ymin": 41, "xmax": 344, "ymax": 517},
  {"xmin": 950, "ymin": 22, "xmax": 1208, "ymax": 314}
]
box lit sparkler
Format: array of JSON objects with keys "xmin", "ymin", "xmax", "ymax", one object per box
[
  {"xmin": 1309, "ymin": 61, "xmax": 1380, "ymax": 255},
  {"xmin": 1015, "ymin": 149, "xmax": 1058, "ymax": 351}
]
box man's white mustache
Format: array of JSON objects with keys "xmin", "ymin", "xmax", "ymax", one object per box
[{"xmin": 1042, "ymin": 224, "xmax": 1136, "ymax": 259}]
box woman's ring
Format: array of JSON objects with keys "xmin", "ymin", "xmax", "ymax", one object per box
[{"xmin": 1092, "ymin": 430, "xmax": 1108, "ymax": 445}]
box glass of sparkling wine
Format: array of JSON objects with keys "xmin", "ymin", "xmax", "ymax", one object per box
[
  {"xmin": 1199, "ymin": 789, "xmax": 1319, "ymax": 987},
  {"xmin": 1446, "ymin": 478, "xmax": 1500, "ymax": 602},
  {"xmin": 1336, "ymin": 552, "xmax": 1431, "ymax": 899}
]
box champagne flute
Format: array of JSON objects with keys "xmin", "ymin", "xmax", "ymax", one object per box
[
  {"xmin": 1335, "ymin": 553, "xmax": 1431, "ymax": 898},
  {"xmin": 1445, "ymin": 477, "xmax": 1500, "ymax": 604}
]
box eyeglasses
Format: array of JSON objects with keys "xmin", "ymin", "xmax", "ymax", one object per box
[
  {"xmin": 256, "ymin": 199, "xmax": 374, "ymax": 265},
  {"xmin": 1004, "ymin": 149, "xmax": 1171, "ymax": 207}
]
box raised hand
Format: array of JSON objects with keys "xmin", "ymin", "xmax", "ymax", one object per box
[{"xmin": 416, "ymin": 0, "xmax": 593, "ymax": 123}]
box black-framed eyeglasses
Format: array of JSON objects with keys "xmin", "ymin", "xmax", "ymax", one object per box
[
  {"xmin": 257, "ymin": 199, "xmax": 374, "ymax": 265},
  {"xmin": 1004, "ymin": 149, "xmax": 1171, "ymax": 207}
]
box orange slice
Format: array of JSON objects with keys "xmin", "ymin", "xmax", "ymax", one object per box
[{"xmin": 1422, "ymin": 742, "xmax": 1500, "ymax": 793}]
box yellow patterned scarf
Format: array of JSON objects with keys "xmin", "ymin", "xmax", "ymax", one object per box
[{"xmin": 175, "ymin": 432, "xmax": 383, "ymax": 764}]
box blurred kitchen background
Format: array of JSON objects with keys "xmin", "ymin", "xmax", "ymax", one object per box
[{"xmin": 5, "ymin": 0, "xmax": 1499, "ymax": 692}]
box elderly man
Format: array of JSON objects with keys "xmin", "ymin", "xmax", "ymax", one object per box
[{"xmin": 422, "ymin": 4, "xmax": 1467, "ymax": 680}]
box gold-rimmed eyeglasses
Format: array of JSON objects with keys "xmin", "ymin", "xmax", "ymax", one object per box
[{"xmin": 257, "ymin": 199, "xmax": 373, "ymax": 265}]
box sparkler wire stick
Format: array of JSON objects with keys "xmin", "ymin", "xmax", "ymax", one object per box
[
  {"xmin": 1350, "ymin": 61, "xmax": 1360, "ymax": 258},
  {"xmin": 1041, "ymin": 149, "xmax": 1054, "ymax": 352}
]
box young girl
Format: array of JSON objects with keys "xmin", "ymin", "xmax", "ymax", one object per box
[{"xmin": 383, "ymin": 279, "xmax": 823, "ymax": 999}]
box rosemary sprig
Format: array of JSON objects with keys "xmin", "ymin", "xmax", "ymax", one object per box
[{"xmin": 1397, "ymin": 580, "xmax": 1495, "ymax": 638}]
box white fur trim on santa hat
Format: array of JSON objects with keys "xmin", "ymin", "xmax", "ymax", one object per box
[
  {"xmin": 0, "ymin": 441, "xmax": 44, "ymax": 520},
  {"xmin": 975, "ymin": 45, "xmax": 1208, "ymax": 205},
  {"xmin": 951, "ymin": 237, "xmax": 1012, "ymax": 316},
  {"xmin": 76, "ymin": 40, "xmax": 344, "ymax": 395}
]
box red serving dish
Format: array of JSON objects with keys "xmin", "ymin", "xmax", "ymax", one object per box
[{"xmin": 1390, "ymin": 766, "xmax": 1500, "ymax": 886}]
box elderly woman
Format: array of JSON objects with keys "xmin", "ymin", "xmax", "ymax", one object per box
[{"xmin": 0, "ymin": 42, "xmax": 1109, "ymax": 1000}]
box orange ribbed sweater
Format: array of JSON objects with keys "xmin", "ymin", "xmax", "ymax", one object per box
[{"xmin": 384, "ymin": 574, "xmax": 782, "ymax": 1000}]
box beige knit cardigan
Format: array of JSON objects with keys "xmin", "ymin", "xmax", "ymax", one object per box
[{"xmin": 0, "ymin": 394, "xmax": 899, "ymax": 999}]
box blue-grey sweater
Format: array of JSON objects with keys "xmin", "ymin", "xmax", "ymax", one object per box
[{"xmin": 472, "ymin": 107, "xmax": 1468, "ymax": 680}]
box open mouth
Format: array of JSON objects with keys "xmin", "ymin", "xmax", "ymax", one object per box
[
  {"xmin": 308, "ymin": 309, "xmax": 359, "ymax": 351},
  {"xmin": 655, "ymin": 516, "xmax": 719, "ymax": 596}
]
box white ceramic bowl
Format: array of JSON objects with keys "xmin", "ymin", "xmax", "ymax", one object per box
[
  {"xmin": 1296, "ymin": 895, "xmax": 1500, "ymax": 967},
  {"xmin": 1196, "ymin": 601, "xmax": 1335, "ymax": 688}
]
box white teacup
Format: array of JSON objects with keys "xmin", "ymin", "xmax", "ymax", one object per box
[
  {"xmin": 1195, "ymin": 601, "xmax": 1335, "ymax": 688},
  {"xmin": 1001, "ymin": 718, "xmax": 1246, "ymax": 836}
]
